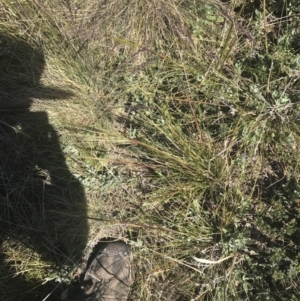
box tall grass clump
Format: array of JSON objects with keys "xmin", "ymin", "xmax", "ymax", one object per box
[{"xmin": 121, "ymin": 1, "xmax": 300, "ymax": 300}]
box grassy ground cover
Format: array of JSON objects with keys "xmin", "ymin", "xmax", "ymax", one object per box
[{"xmin": 1, "ymin": 0, "xmax": 300, "ymax": 300}]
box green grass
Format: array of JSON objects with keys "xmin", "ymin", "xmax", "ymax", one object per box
[{"xmin": 1, "ymin": 0, "xmax": 300, "ymax": 300}]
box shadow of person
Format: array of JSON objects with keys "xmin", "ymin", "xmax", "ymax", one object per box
[{"xmin": 0, "ymin": 34, "xmax": 88, "ymax": 300}]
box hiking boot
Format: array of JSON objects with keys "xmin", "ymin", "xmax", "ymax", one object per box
[{"xmin": 79, "ymin": 241, "xmax": 133, "ymax": 301}]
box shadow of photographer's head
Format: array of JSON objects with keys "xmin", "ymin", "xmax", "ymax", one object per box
[{"xmin": 0, "ymin": 33, "xmax": 73, "ymax": 108}]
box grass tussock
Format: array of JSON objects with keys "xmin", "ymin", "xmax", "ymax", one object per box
[{"xmin": 1, "ymin": 0, "xmax": 300, "ymax": 300}]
